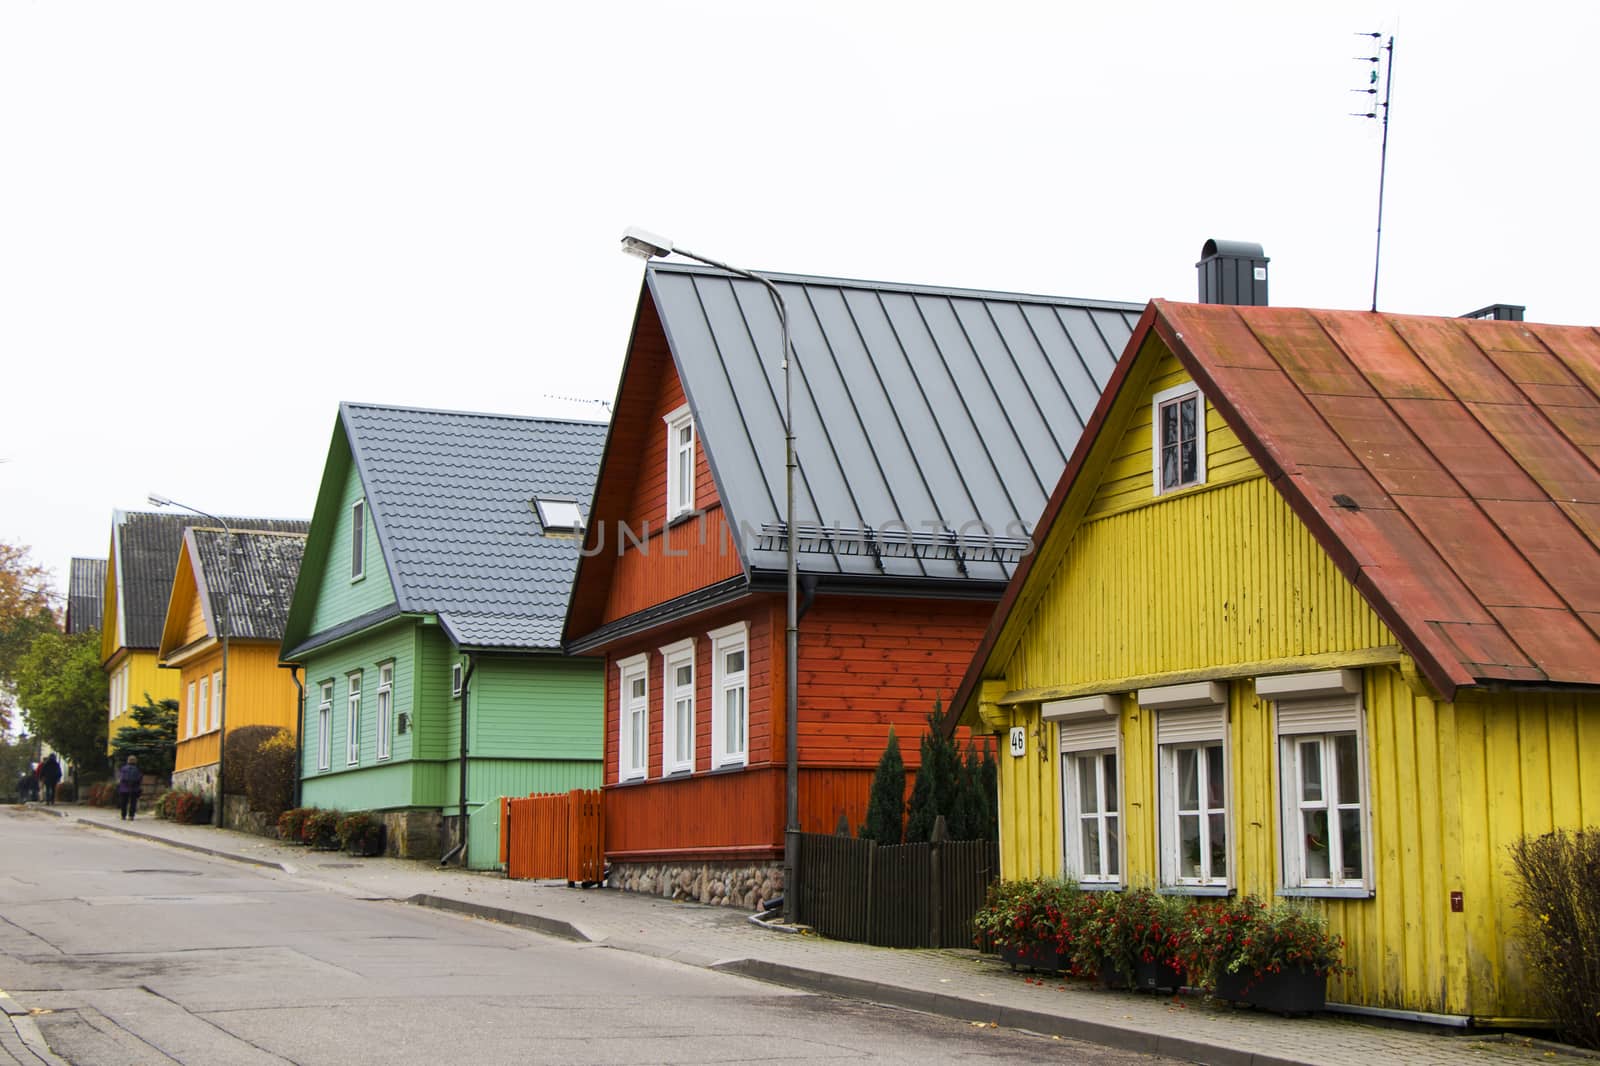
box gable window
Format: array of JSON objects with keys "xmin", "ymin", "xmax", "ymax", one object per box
[
  {"xmin": 451, "ymin": 662, "xmax": 463, "ymax": 697},
  {"xmin": 661, "ymin": 639, "xmax": 696, "ymax": 775},
  {"xmin": 317, "ymin": 681, "xmax": 333, "ymax": 771},
  {"xmin": 1142, "ymin": 682, "xmax": 1229, "ymax": 890},
  {"xmin": 198, "ymin": 676, "xmax": 210, "ymax": 736},
  {"xmin": 617, "ymin": 654, "xmax": 649, "ymax": 782},
  {"xmin": 351, "ymin": 499, "xmax": 367, "ymax": 581},
  {"xmin": 346, "ymin": 671, "xmax": 362, "ymax": 765},
  {"xmin": 212, "ymin": 669, "xmax": 223, "ymax": 732},
  {"xmin": 1046, "ymin": 695, "xmax": 1122, "ymax": 887},
  {"xmin": 186, "ymin": 681, "xmax": 197, "ymax": 739},
  {"xmin": 376, "ymin": 662, "xmax": 394, "ymax": 761},
  {"xmin": 664, "ymin": 404, "xmax": 695, "ymax": 520},
  {"xmin": 1258, "ymin": 670, "xmax": 1372, "ymax": 897},
  {"xmin": 1152, "ymin": 383, "xmax": 1206, "ymax": 494},
  {"xmin": 709, "ymin": 622, "xmax": 749, "ymax": 769}
]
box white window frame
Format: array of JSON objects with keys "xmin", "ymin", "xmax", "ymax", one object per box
[
  {"xmin": 664, "ymin": 404, "xmax": 696, "ymax": 520},
  {"xmin": 376, "ymin": 662, "xmax": 394, "ymax": 761},
  {"xmin": 617, "ymin": 654, "xmax": 649, "ymax": 782},
  {"xmin": 1151, "ymin": 382, "xmax": 1206, "ymax": 495},
  {"xmin": 317, "ymin": 681, "xmax": 333, "ymax": 772},
  {"xmin": 660, "ymin": 638, "xmax": 697, "ymax": 775},
  {"xmin": 451, "ymin": 661, "xmax": 464, "ymax": 697},
  {"xmin": 1260, "ymin": 670, "xmax": 1374, "ymax": 898},
  {"xmin": 1142, "ymin": 682, "xmax": 1230, "ymax": 892},
  {"xmin": 709, "ymin": 621, "xmax": 750, "ymax": 769},
  {"xmin": 1047, "ymin": 694, "xmax": 1123, "ymax": 887},
  {"xmin": 346, "ymin": 670, "xmax": 362, "ymax": 766},
  {"xmin": 186, "ymin": 681, "xmax": 197, "ymax": 739},
  {"xmin": 211, "ymin": 669, "xmax": 223, "ymax": 732},
  {"xmin": 198, "ymin": 676, "xmax": 211, "ymax": 736},
  {"xmin": 351, "ymin": 499, "xmax": 366, "ymax": 581}
]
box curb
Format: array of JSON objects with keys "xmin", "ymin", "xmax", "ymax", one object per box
[
  {"xmin": 709, "ymin": 958, "xmax": 1309, "ymax": 1066},
  {"xmin": 70, "ymin": 815, "xmax": 290, "ymax": 872},
  {"xmin": 405, "ymin": 894, "xmax": 591, "ymax": 942}
]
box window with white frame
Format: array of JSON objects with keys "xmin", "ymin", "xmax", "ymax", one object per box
[
  {"xmin": 661, "ymin": 639, "xmax": 696, "ymax": 775},
  {"xmin": 1258, "ymin": 670, "xmax": 1371, "ymax": 895},
  {"xmin": 211, "ymin": 669, "xmax": 223, "ymax": 732},
  {"xmin": 1143, "ymin": 683, "xmax": 1230, "ymax": 889},
  {"xmin": 1046, "ymin": 695, "xmax": 1122, "ymax": 886},
  {"xmin": 376, "ymin": 662, "xmax": 393, "ymax": 761},
  {"xmin": 451, "ymin": 662, "xmax": 463, "ymax": 697},
  {"xmin": 346, "ymin": 671, "xmax": 362, "ymax": 765},
  {"xmin": 664, "ymin": 405, "xmax": 695, "ymax": 520},
  {"xmin": 1152, "ymin": 382, "xmax": 1206, "ymax": 495},
  {"xmin": 709, "ymin": 622, "xmax": 749, "ymax": 769},
  {"xmin": 185, "ymin": 681, "xmax": 196, "ymax": 739},
  {"xmin": 198, "ymin": 676, "xmax": 210, "ymax": 735},
  {"xmin": 617, "ymin": 654, "xmax": 649, "ymax": 781},
  {"xmin": 317, "ymin": 681, "xmax": 333, "ymax": 771},
  {"xmin": 351, "ymin": 499, "xmax": 366, "ymax": 580}
]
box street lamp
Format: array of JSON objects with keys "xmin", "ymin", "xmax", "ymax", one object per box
[
  {"xmin": 620, "ymin": 227, "xmax": 802, "ymax": 922},
  {"xmin": 149, "ymin": 493, "xmax": 233, "ymax": 829}
]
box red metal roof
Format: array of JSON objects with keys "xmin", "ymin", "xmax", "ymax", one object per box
[{"xmin": 1153, "ymin": 300, "xmax": 1600, "ymax": 696}]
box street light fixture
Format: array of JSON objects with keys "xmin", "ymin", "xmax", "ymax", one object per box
[
  {"xmin": 620, "ymin": 227, "xmax": 802, "ymax": 922},
  {"xmin": 148, "ymin": 493, "xmax": 234, "ymax": 828}
]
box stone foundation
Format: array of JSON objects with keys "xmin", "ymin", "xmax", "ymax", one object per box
[
  {"xmin": 172, "ymin": 764, "xmax": 218, "ymax": 796},
  {"xmin": 221, "ymin": 795, "xmax": 275, "ymax": 838},
  {"xmin": 385, "ymin": 809, "xmax": 445, "ymax": 860},
  {"xmin": 610, "ymin": 860, "xmax": 783, "ymax": 910}
]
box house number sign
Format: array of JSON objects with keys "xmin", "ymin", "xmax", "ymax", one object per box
[{"xmin": 1009, "ymin": 726, "xmax": 1026, "ymax": 758}]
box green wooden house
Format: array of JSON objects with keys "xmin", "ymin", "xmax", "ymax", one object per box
[{"xmin": 280, "ymin": 402, "xmax": 607, "ymax": 868}]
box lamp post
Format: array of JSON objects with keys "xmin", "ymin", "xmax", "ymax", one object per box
[
  {"xmin": 620, "ymin": 227, "xmax": 801, "ymax": 922},
  {"xmin": 149, "ymin": 494, "xmax": 233, "ymax": 828}
]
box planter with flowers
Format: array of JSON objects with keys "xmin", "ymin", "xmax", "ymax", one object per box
[
  {"xmin": 1078, "ymin": 888, "xmax": 1188, "ymax": 993},
  {"xmin": 1179, "ymin": 896, "xmax": 1343, "ymax": 1015}
]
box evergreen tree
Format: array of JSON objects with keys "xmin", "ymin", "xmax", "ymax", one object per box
[
  {"xmin": 977, "ymin": 735, "xmax": 999, "ymax": 841},
  {"xmin": 949, "ymin": 741, "xmax": 981, "ymax": 841},
  {"xmin": 906, "ymin": 705, "xmax": 962, "ymax": 842},
  {"xmin": 859, "ymin": 726, "xmax": 906, "ymax": 845},
  {"xmin": 111, "ymin": 696, "xmax": 179, "ymax": 779}
]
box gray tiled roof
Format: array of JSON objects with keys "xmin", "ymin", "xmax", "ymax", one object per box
[
  {"xmin": 190, "ymin": 529, "xmax": 307, "ymax": 642},
  {"xmin": 343, "ymin": 403, "xmax": 607, "ymax": 649},
  {"xmin": 66, "ymin": 557, "xmax": 106, "ymax": 635},
  {"xmin": 646, "ymin": 262, "xmax": 1142, "ymax": 586},
  {"xmin": 112, "ymin": 512, "xmax": 309, "ymax": 650}
]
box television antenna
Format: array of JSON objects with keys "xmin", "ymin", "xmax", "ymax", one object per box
[{"xmin": 1352, "ymin": 32, "xmax": 1395, "ymax": 312}]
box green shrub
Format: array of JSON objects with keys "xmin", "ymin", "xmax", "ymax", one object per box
[
  {"xmin": 302, "ymin": 809, "xmax": 340, "ymax": 849},
  {"xmin": 277, "ymin": 807, "xmax": 313, "ymax": 843},
  {"xmin": 85, "ymin": 781, "xmax": 117, "ymax": 807},
  {"xmin": 153, "ymin": 789, "xmax": 178, "ymax": 820},
  {"xmin": 859, "ymin": 727, "xmax": 905, "ymax": 845},
  {"xmin": 223, "ymin": 726, "xmax": 296, "ymax": 818},
  {"xmin": 336, "ymin": 811, "xmax": 384, "ymax": 854},
  {"xmin": 171, "ymin": 789, "xmax": 212, "ymax": 824},
  {"xmin": 1510, "ymin": 828, "xmax": 1600, "ymax": 1048}
]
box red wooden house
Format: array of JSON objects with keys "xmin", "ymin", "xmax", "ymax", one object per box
[{"xmin": 564, "ymin": 261, "xmax": 1139, "ymax": 906}]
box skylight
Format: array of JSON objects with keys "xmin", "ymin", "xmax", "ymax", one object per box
[{"xmin": 533, "ymin": 498, "xmax": 584, "ymax": 533}]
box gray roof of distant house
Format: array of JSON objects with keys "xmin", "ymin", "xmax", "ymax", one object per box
[
  {"xmin": 646, "ymin": 262, "xmax": 1142, "ymax": 586},
  {"xmin": 190, "ymin": 529, "xmax": 307, "ymax": 642},
  {"xmin": 341, "ymin": 403, "xmax": 608, "ymax": 649},
  {"xmin": 112, "ymin": 512, "xmax": 309, "ymax": 650},
  {"xmin": 67, "ymin": 557, "xmax": 106, "ymax": 635}
]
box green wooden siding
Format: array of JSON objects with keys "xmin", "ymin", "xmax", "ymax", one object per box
[
  {"xmin": 308, "ymin": 457, "xmax": 396, "ymax": 634},
  {"xmin": 471, "ymin": 654, "xmax": 603, "ymax": 760}
]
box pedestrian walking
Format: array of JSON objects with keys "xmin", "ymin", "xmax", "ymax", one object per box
[
  {"xmin": 116, "ymin": 756, "xmax": 142, "ymax": 820},
  {"xmin": 37, "ymin": 754, "xmax": 62, "ymax": 805}
]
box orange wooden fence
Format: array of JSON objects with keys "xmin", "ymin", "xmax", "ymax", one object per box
[{"xmin": 500, "ymin": 789, "xmax": 605, "ymax": 884}]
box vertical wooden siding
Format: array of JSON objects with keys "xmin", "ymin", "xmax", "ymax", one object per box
[{"xmin": 110, "ymin": 651, "xmax": 178, "ymax": 754}]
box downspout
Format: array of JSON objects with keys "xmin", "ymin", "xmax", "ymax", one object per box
[
  {"xmin": 441, "ymin": 651, "xmax": 476, "ymax": 866},
  {"xmin": 288, "ymin": 666, "xmax": 304, "ymax": 810}
]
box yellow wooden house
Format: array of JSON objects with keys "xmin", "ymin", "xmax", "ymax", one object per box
[
  {"xmin": 102, "ymin": 512, "xmax": 190, "ymax": 754},
  {"xmin": 949, "ymin": 299, "xmax": 1600, "ymax": 1025},
  {"xmin": 158, "ymin": 527, "xmax": 307, "ymax": 794}
]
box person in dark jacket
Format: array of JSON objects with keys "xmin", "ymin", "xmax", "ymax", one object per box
[
  {"xmin": 36, "ymin": 754, "xmax": 62, "ymax": 805},
  {"xmin": 116, "ymin": 756, "xmax": 142, "ymax": 820}
]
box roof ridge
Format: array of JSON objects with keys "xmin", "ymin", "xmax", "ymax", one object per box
[{"xmin": 340, "ymin": 399, "xmax": 609, "ymax": 428}]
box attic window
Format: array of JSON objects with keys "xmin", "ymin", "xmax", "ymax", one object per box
[
  {"xmin": 534, "ymin": 498, "xmax": 584, "ymax": 533},
  {"xmin": 1151, "ymin": 383, "xmax": 1206, "ymax": 495}
]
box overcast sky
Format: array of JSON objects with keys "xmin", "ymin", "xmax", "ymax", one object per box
[{"xmin": 3, "ymin": 1, "xmax": 1595, "ymax": 605}]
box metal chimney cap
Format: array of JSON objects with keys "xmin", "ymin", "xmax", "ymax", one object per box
[{"xmin": 1199, "ymin": 238, "xmax": 1267, "ymax": 263}]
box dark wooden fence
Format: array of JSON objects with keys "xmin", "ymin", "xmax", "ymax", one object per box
[{"xmin": 795, "ymin": 822, "xmax": 998, "ymax": 948}]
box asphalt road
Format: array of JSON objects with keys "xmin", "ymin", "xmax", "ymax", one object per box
[{"xmin": 0, "ymin": 808, "xmax": 1175, "ymax": 1064}]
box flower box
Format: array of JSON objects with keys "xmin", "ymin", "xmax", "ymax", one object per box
[
  {"xmin": 347, "ymin": 823, "xmax": 385, "ymax": 857},
  {"xmin": 1214, "ymin": 965, "xmax": 1326, "ymax": 1015},
  {"xmin": 1099, "ymin": 956, "xmax": 1186, "ymax": 993},
  {"xmin": 998, "ymin": 942, "xmax": 1063, "ymax": 975}
]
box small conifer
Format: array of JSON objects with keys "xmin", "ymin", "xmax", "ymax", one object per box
[{"xmin": 859, "ymin": 727, "xmax": 906, "ymax": 845}]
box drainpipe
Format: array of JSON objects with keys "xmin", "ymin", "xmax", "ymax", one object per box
[
  {"xmin": 288, "ymin": 666, "xmax": 304, "ymax": 810},
  {"xmin": 442, "ymin": 651, "xmax": 476, "ymax": 867}
]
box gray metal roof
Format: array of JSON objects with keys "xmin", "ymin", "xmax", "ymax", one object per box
[
  {"xmin": 647, "ymin": 262, "xmax": 1142, "ymax": 586},
  {"xmin": 66, "ymin": 557, "xmax": 106, "ymax": 635},
  {"xmin": 190, "ymin": 529, "xmax": 307, "ymax": 642},
  {"xmin": 342, "ymin": 403, "xmax": 608, "ymax": 649},
  {"xmin": 111, "ymin": 512, "xmax": 309, "ymax": 651}
]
